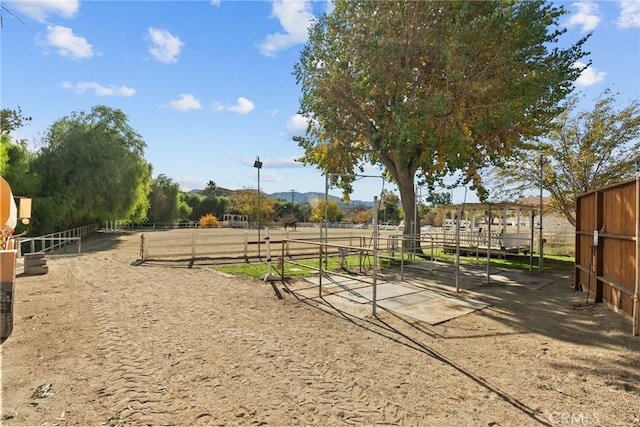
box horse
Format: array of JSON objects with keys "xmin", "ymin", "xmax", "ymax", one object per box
[{"xmin": 283, "ymin": 220, "xmax": 297, "ymax": 231}]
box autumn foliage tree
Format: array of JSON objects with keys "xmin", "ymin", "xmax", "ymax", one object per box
[
  {"xmin": 199, "ymin": 213, "xmax": 220, "ymax": 228},
  {"xmin": 493, "ymin": 89, "xmax": 640, "ymax": 226},
  {"xmin": 309, "ymin": 198, "xmax": 342, "ymax": 222},
  {"xmin": 294, "ymin": 0, "xmax": 589, "ymax": 239},
  {"xmin": 228, "ymin": 189, "xmax": 275, "ymax": 225}
]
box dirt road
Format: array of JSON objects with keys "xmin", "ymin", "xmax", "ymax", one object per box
[{"xmin": 1, "ymin": 230, "xmax": 639, "ymax": 426}]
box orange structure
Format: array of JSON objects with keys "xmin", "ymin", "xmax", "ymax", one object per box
[{"xmin": 1, "ymin": 176, "xmax": 31, "ymax": 343}]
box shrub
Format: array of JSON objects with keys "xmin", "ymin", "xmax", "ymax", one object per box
[{"xmin": 199, "ymin": 213, "xmax": 220, "ymax": 228}]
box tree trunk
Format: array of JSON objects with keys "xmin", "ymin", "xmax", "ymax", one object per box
[{"xmin": 395, "ymin": 169, "xmax": 423, "ymax": 253}]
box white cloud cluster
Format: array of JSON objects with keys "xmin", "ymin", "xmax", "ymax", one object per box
[
  {"xmin": 258, "ymin": 0, "xmax": 315, "ymax": 57},
  {"xmin": 213, "ymin": 97, "xmax": 255, "ymax": 114},
  {"xmin": 169, "ymin": 94, "xmax": 202, "ymax": 111},
  {"xmin": 147, "ymin": 27, "xmax": 184, "ymax": 63},
  {"xmin": 39, "ymin": 25, "xmax": 93, "ymax": 60},
  {"xmin": 566, "ymin": 1, "xmax": 602, "ymax": 32},
  {"xmin": 62, "ymin": 81, "xmax": 135, "ymax": 97},
  {"xmin": 286, "ymin": 114, "xmax": 309, "ymax": 136},
  {"xmin": 574, "ymin": 61, "xmax": 607, "ymax": 87},
  {"xmin": 617, "ymin": 0, "xmax": 640, "ymax": 28},
  {"xmin": 5, "ymin": 0, "xmax": 79, "ymax": 22}
]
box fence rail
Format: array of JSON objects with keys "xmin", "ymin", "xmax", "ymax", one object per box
[
  {"xmin": 139, "ymin": 228, "xmax": 382, "ymax": 262},
  {"xmin": 16, "ymin": 224, "xmax": 98, "ymax": 257},
  {"xmin": 137, "ymin": 226, "xmax": 575, "ymax": 265}
]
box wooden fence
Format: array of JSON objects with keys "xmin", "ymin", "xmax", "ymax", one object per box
[
  {"xmin": 15, "ymin": 224, "xmax": 98, "ymax": 257},
  {"xmin": 138, "ymin": 228, "xmax": 378, "ymax": 264},
  {"xmin": 575, "ymin": 177, "xmax": 639, "ymax": 335}
]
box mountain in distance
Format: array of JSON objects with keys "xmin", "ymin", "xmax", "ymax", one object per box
[
  {"xmin": 188, "ymin": 188, "xmax": 374, "ymax": 209},
  {"xmin": 269, "ymin": 191, "xmax": 374, "ymax": 209}
]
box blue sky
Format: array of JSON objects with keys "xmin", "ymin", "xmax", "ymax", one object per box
[{"xmin": 1, "ymin": 0, "xmax": 639, "ymax": 204}]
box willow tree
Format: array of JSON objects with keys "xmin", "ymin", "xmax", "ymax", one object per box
[
  {"xmin": 148, "ymin": 174, "xmax": 183, "ymax": 223},
  {"xmin": 294, "ymin": 0, "xmax": 589, "ymax": 237},
  {"xmin": 34, "ymin": 105, "xmax": 151, "ymax": 231}
]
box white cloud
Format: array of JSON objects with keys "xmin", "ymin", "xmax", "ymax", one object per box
[
  {"xmin": 566, "ymin": 1, "xmax": 602, "ymax": 32},
  {"xmin": 286, "ymin": 114, "xmax": 309, "ymax": 136},
  {"xmin": 210, "ymin": 0, "xmax": 221, "ymax": 6},
  {"xmin": 574, "ymin": 61, "xmax": 606, "ymax": 86},
  {"xmin": 5, "ymin": 0, "xmax": 79, "ymax": 22},
  {"xmin": 213, "ymin": 97, "xmax": 255, "ymax": 114},
  {"xmin": 39, "ymin": 25, "xmax": 93, "ymax": 60},
  {"xmin": 258, "ymin": 0, "xmax": 315, "ymax": 57},
  {"xmin": 263, "ymin": 170, "xmax": 284, "ymax": 183},
  {"xmin": 264, "ymin": 156, "xmax": 304, "ymax": 168},
  {"xmin": 617, "ymin": 0, "xmax": 640, "ymax": 28},
  {"xmin": 147, "ymin": 27, "xmax": 184, "ymax": 63},
  {"xmin": 169, "ymin": 94, "xmax": 202, "ymax": 111},
  {"xmin": 228, "ymin": 97, "xmax": 255, "ymax": 114},
  {"xmin": 62, "ymin": 81, "xmax": 136, "ymax": 97}
]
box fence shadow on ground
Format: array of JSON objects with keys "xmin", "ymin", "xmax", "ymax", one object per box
[
  {"xmin": 49, "ymin": 230, "xmax": 133, "ymax": 256},
  {"xmin": 274, "ymin": 261, "xmax": 640, "ymax": 426}
]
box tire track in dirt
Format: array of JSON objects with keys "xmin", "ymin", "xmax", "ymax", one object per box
[
  {"xmin": 210, "ymin": 322, "xmax": 423, "ymax": 426},
  {"xmin": 56, "ymin": 233, "xmax": 530, "ymax": 425},
  {"xmin": 60, "ymin": 256, "xmax": 176, "ymax": 425},
  {"xmin": 88, "ymin": 296, "xmax": 170, "ymax": 426}
]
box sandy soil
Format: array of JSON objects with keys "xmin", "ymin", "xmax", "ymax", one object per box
[{"xmin": 1, "ymin": 230, "xmax": 639, "ymax": 426}]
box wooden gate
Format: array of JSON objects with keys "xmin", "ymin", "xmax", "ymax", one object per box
[{"xmin": 575, "ymin": 177, "xmax": 639, "ymax": 335}]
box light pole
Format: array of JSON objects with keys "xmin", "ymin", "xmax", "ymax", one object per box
[
  {"xmin": 254, "ymin": 156, "xmax": 263, "ymax": 259},
  {"xmin": 539, "ymin": 154, "xmax": 545, "ymax": 273}
]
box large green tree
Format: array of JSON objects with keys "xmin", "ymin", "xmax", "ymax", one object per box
[
  {"xmin": 294, "ymin": 0, "xmax": 589, "ymax": 239},
  {"xmin": 1, "ymin": 108, "xmax": 37, "ymax": 236},
  {"xmin": 148, "ymin": 174, "xmax": 186, "ymax": 223},
  {"xmin": 34, "ymin": 105, "xmax": 151, "ymax": 232},
  {"xmin": 493, "ymin": 89, "xmax": 640, "ymax": 226},
  {"xmin": 1, "ymin": 108, "xmax": 37, "ymax": 196}
]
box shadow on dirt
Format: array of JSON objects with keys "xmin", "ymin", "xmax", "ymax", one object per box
[{"xmin": 46, "ymin": 230, "xmax": 139, "ymax": 255}]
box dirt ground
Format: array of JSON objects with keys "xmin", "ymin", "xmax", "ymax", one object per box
[{"xmin": 1, "ymin": 230, "xmax": 639, "ymax": 426}]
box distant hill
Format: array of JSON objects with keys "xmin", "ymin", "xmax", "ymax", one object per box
[
  {"xmin": 187, "ymin": 188, "xmax": 373, "ymax": 208},
  {"xmin": 269, "ymin": 191, "xmax": 374, "ymax": 209}
]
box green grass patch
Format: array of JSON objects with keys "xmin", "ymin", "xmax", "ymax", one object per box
[
  {"xmin": 428, "ymin": 249, "xmax": 574, "ymax": 272},
  {"xmin": 213, "ymin": 251, "xmax": 574, "ymax": 279},
  {"xmin": 214, "ymin": 255, "xmax": 372, "ymax": 278}
]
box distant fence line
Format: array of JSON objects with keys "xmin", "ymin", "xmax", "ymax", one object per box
[
  {"xmin": 16, "ymin": 224, "xmax": 99, "ymax": 257},
  {"xmin": 123, "ymin": 222, "xmax": 575, "ymax": 255},
  {"xmin": 122, "ymin": 221, "xmax": 362, "ymax": 231},
  {"xmin": 137, "ymin": 226, "xmax": 575, "ymax": 267},
  {"xmin": 14, "ymin": 222, "xmax": 574, "ymax": 260},
  {"xmin": 139, "ymin": 229, "xmax": 372, "ymax": 263}
]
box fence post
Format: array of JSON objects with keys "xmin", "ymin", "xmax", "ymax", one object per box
[
  {"xmin": 318, "ymin": 238, "xmax": 323, "ymax": 298},
  {"xmin": 285, "ymin": 231, "xmax": 290, "ymax": 257},
  {"xmin": 281, "ymin": 240, "xmax": 285, "ymax": 281},
  {"xmin": 191, "ymin": 232, "xmax": 196, "ymax": 260},
  {"xmin": 244, "ymin": 232, "xmax": 248, "ymax": 260},
  {"xmin": 140, "ymin": 234, "xmax": 146, "ymax": 261}
]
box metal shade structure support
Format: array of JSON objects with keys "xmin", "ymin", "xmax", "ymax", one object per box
[
  {"xmin": 635, "ymin": 172, "xmax": 640, "ymax": 336},
  {"xmin": 372, "ymin": 196, "xmax": 379, "ymax": 316}
]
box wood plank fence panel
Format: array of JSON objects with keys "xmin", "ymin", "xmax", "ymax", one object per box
[{"xmin": 575, "ymin": 178, "xmax": 639, "ymax": 335}]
